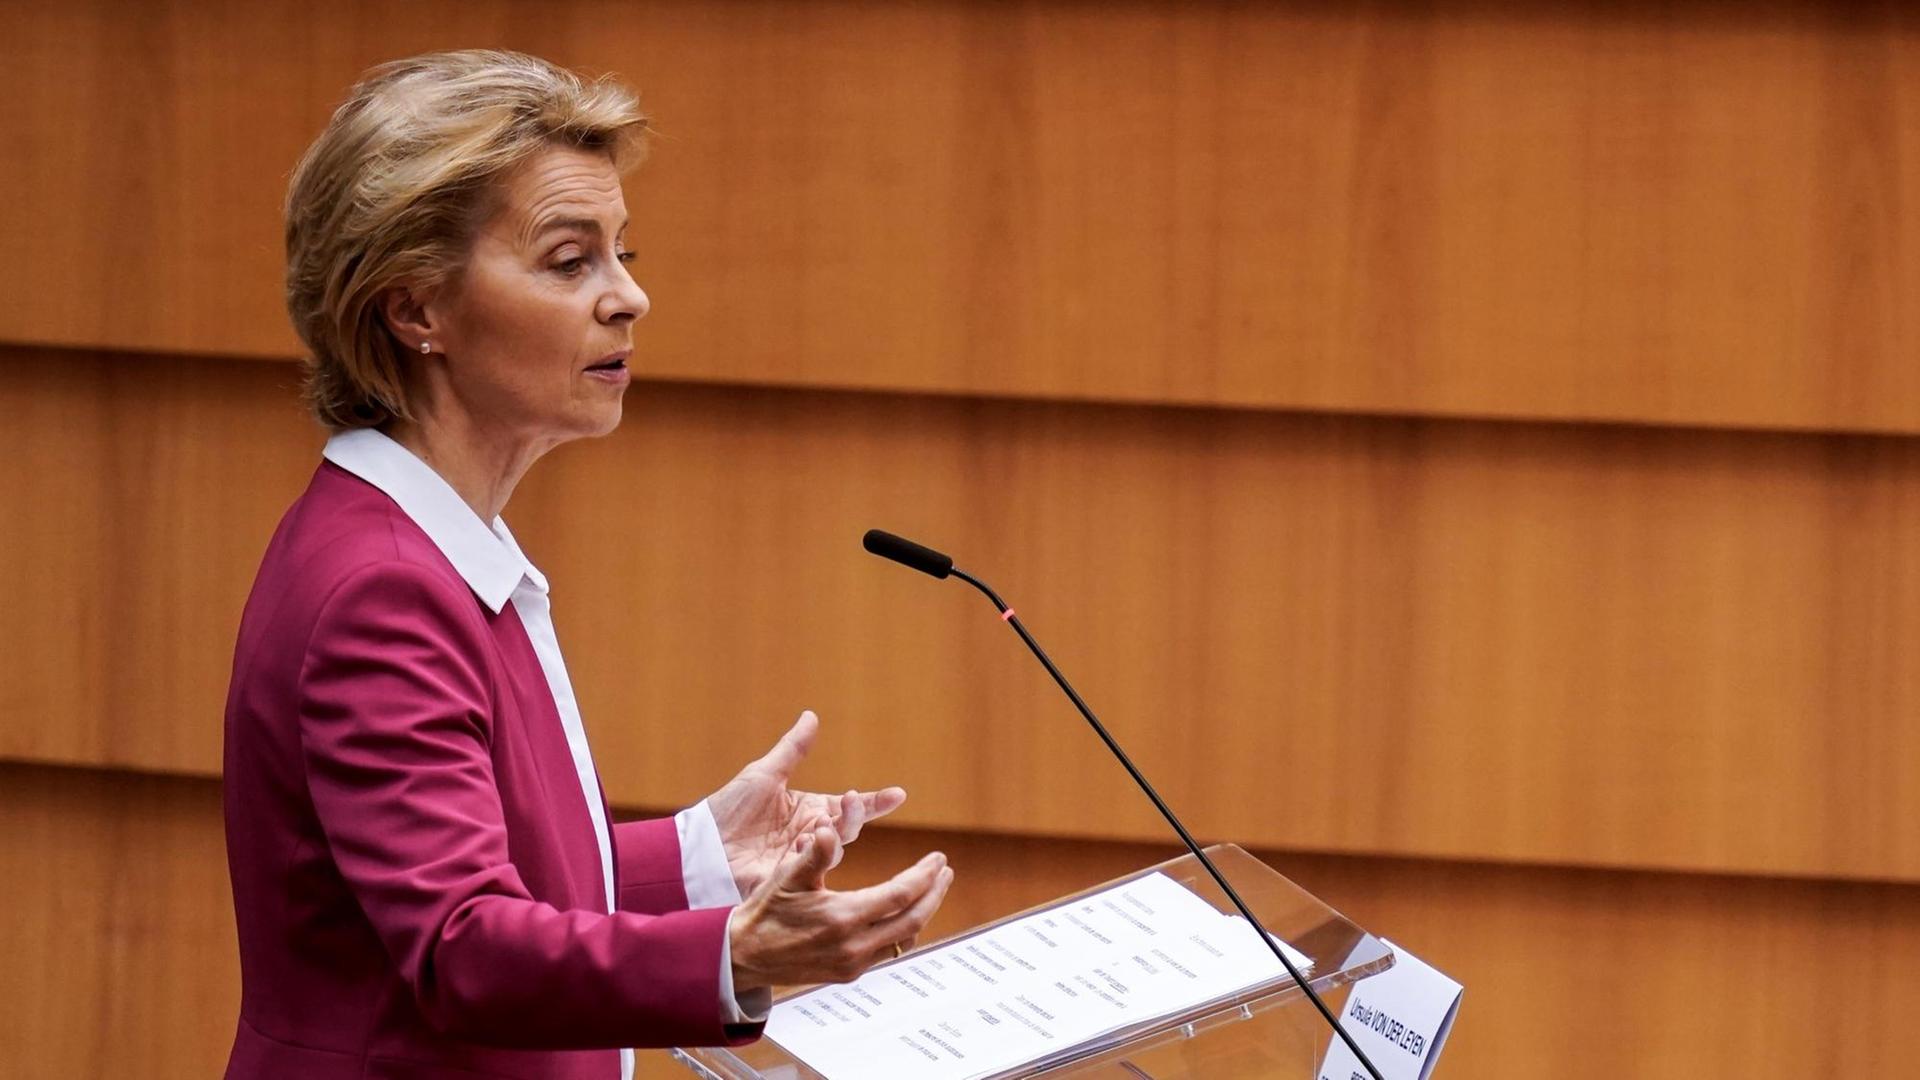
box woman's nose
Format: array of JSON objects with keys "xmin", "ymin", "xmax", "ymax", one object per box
[{"xmin": 602, "ymin": 269, "xmax": 650, "ymax": 323}]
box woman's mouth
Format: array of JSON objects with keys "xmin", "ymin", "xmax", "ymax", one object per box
[{"xmin": 584, "ymin": 352, "xmax": 631, "ymax": 384}]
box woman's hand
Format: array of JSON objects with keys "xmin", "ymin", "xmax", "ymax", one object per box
[
  {"xmin": 728, "ymin": 825, "xmax": 953, "ymax": 992},
  {"xmin": 706, "ymin": 711, "xmax": 907, "ymax": 897}
]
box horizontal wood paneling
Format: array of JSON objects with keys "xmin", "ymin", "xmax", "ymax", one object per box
[
  {"xmin": 538, "ymin": 366, "xmax": 1920, "ymax": 883},
  {"xmin": 6, "ymin": 763, "xmax": 1918, "ymax": 1080},
  {"xmin": 3, "ymin": 0, "xmax": 1918, "ymax": 431},
  {"xmin": 0, "ymin": 349, "xmax": 323, "ymax": 770},
  {"xmin": 833, "ymin": 824, "xmax": 1920, "ymax": 1079},
  {"xmin": 0, "ymin": 766, "xmax": 240, "ymax": 1080},
  {"xmin": 9, "ymin": 5, "xmax": 1918, "ymax": 1078},
  {"xmin": 4, "ymin": 344, "xmax": 1918, "ymax": 882}
]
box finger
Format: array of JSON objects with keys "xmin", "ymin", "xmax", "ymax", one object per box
[
  {"xmin": 755, "ymin": 710, "xmax": 820, "ymax": 778},
  {"xmin": 842, "ymin": 851, "xmax": 947, "ymax": 920},
  {"xmin": 790, "ymin": 811, "xmax": 837, "ymax": 871},
  {"xmin": 862, "ymin": 933, "xmax": 919, "ymax": 971},
  {"xmin": 856, "ymin": 787, "xmax": 907, "ymax": 828},
  {"xmin": 854, "ymin": 938, "xmax": 908, "ymax": 975},
  {"xmin": 835, "ymin": 789, "xmax": 866, "ymax": 844},
  {"xmin": 859, "ymin": 865, "xmax": 954, "ymax": 954},
  {"xmin": 822, "ymin": 818, "xmax": 848, "ymax": 873},
  {"xmin": 851, "ymin": 917, "xmax": 932, "ymax": 978},
  {"xmin": 751, "ymin": 826, "xmax": 813, "ymax": 901},
  {"xmin": 813, "ymin": 825, "xmax": 845, "ymax": 883},
  {"xmin": 780, "ymin": 824, "xmax": 839, "ymax": 892}
]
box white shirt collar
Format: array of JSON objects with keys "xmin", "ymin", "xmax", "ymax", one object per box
[{"xmin": 322, "ymin": 428, "xmax": 543, "ymax": 613}]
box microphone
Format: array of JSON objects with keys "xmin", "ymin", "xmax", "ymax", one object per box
[
  {"xmin": 861, "ymin": 529, "xmax": 952, "ymax": 579},
  {"xmin": 862, "ymin": 528, "xmax": 1386, "ymax": 1080}
]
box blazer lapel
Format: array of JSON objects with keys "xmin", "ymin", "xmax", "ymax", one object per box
[{"xmin": 488, "ymin": 602, "xmax": 610, "ymax": 913}]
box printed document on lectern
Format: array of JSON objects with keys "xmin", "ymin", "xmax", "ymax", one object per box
[{"xmin": 765, "ymin": 871, "xmax": 1312, "ymax": 1080}]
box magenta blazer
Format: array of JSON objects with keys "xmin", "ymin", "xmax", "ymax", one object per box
[{"xmin": 222, "ymin": 462, "xmax": 759, "ymax": 1079}]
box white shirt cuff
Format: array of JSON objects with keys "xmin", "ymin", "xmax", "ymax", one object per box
[
  {"xmin": 676, "ymin": 801, "xmax": 770, "ymax": 1023},
  {"xmin": 676, "ymin": 800, "xmax": 742, "ymax": 909}
]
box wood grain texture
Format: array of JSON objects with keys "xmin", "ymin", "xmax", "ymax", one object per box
[
  {"xmin": 0, "ymin": 347, "xmax": 322, "ymax": 770},
  {"xmin": 5, "ymin": 344, "xmax": 1919, "ymax": 882},
  {"xmin": 0, "ymin": 765, "xmax": 240, "ymax": 1080},
  {"xmin": 834, "ymin": 822, "xmax": 1920, "ymax": 1079},
  {"xmin": 2, "ymin": 0, "xmax": 1918, "ymax": 430},
  {"xmin": 6, "ymin": 762, "xmax": 1919, "ymax": 1080},
  {"xmin": 538, "ymin": 376, "xmax": 1920, "ymax": 883}
]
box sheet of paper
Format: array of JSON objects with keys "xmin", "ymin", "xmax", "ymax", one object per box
[
  {"xmin": 765, "ymin": 871, "xmax": 1312, "ymax": 1080},
  {"xmin": 1316, "ymin": 939, "xmax": 1463, "ymax": 1080}
]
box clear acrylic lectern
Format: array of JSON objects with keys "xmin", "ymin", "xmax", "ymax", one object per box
[{"xmin": 672, "ymin": 844, "xmax": 1394, "ymax": 1079}]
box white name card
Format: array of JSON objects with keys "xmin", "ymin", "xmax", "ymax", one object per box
[{"xmin": 1318, "ymin": 940, "xmax": 1462, "ymax": 1080}]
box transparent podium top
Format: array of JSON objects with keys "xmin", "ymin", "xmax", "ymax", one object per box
[{"xmin": 674, "ymin": 844, "xmax": 1394, "ymax": 1080}]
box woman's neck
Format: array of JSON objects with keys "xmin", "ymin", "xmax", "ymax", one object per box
[{"xmin": 382, "ymin": 412, "xmax": 548, "ymax": 523}]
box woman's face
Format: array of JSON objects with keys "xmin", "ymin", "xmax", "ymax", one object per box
[{"xmin": 422, "ymin": 144, "xmax": 648, "ymax": 449}]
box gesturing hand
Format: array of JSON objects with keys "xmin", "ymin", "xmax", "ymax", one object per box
[
  {"xmin": 706, "ymin": 710, "xmax": 908, "ymax": 897},
  {"xmin": 728, "ymin": 825, "xmax": 953, "ymax": 992}
]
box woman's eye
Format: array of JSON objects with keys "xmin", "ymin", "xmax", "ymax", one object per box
[
  {"xmin": 554, "ymin": 257, "xmax": 587, "ymax": 275},
  {"xmin": 616, "ymin": 251, "xmax": 636, "ymax": 265}
]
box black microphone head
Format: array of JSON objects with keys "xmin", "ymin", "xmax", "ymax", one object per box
[{"xmin": 863, "ymin": 529, "xmax": 954, "ymax": 579}]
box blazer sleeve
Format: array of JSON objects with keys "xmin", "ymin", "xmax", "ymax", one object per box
[
  {"xmin": 612, "ymin": 817, "xmax": 692, "ymax": 916},
  {"xmin": 296, "ymin": 561, "xmax": 759, "ymax": 1049}
]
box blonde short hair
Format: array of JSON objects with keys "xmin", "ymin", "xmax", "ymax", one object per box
[{"xmin": 285, "ymin": 50, "xmax": 648, "ymax": 429}]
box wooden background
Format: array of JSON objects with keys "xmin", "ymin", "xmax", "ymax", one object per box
[{"xmin": 3, "ymin": 0, "xmax": 1918, "ymax": 1076}]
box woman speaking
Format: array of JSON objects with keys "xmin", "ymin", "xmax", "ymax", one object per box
[{"xmin": 221, "ymin": 50, "xmax": 951, "ymax": 1079}]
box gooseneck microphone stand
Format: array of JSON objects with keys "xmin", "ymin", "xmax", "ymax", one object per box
[{"xmin": 862, "ymin": 529, "xmax": 1385, "ymax": 1080}]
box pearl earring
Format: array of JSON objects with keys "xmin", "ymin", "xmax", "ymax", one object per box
[{"xmin": 419, "ymin": 342, "xmax": 432, "ymax": 354}]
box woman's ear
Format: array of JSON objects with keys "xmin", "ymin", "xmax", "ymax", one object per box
[{"xmin": 377, "ymin": 284, "xmax": 436, "ymax": 353}]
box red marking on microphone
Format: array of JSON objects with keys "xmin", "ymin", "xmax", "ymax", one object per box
[{"xmin": 1001, "ymin": 608, "xmax": 1016, "ymax": 622}]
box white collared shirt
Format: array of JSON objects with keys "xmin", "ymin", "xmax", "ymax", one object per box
[{"xmin": 323, "ymin": 428, "xmax": 756, "ymax": 1078}]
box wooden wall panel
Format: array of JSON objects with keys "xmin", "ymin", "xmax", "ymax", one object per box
[
  {"xmin": 5, "ymin": 344, "xmax": 1919, "ymax": 882},
  {"xmin": 3, "ymin": 0, "xmax": 1918, "ymax": 431},
  {"xmin": 0, "ymin": 348, "xmax": 321, "ymax": 770},
  {"xmin": 832, "ymin": 825, "xmax": 1920, "ymax": 1079},
  {"xmin": 0, "ymin": 765, "xmax": 240, "ymax": 1080},
  {"xmin": 6, "ymin": 762, "xmax": 1919, "ymax": 1080},
  {"xmin": 8, "ymin": 3, "xmax": 1918, "ymax": 1076},
  {"xmin": 539, "ymin": 376, "xmax": 1920, "ymax": 883}
]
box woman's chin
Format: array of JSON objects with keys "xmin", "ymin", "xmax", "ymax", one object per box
[
  {"xmin": 540, "ymin": 397, "xmax": 627, "ymax": 444},
  {"xmin": 585, "ymin": 398, "xmax": 626, "ymax": 438}
]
